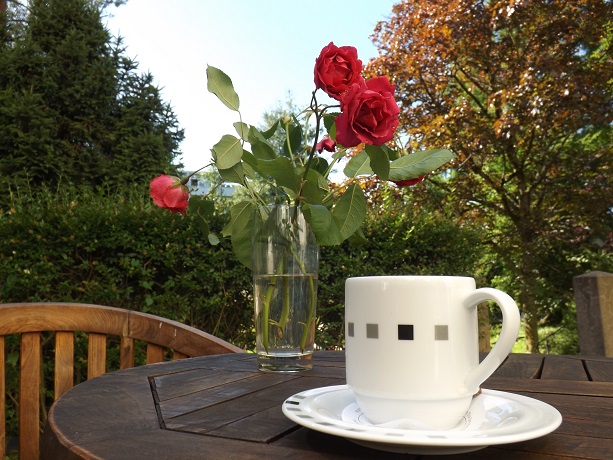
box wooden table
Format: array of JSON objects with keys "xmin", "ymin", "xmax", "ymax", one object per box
[{"xmin": 42, "ymin": 352, "xmax": 613, "ymax": 459}]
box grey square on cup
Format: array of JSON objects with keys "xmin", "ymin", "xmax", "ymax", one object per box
[
  {"xmin": 348, "ymin": 322, "xmax": 355, "ymax": 337},
  {"xmin": 435, "ymin": 325, "xmax": 449, "ymax": 340},
  {"xmin": 366, "ymin": 323, "xmax": 379, "ymax": 339}
]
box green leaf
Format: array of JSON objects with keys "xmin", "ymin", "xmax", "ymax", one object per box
[
  {"xmin": 194, "ymin": 214, "xmax": 210, "ymax": 238},
  {"xmin": 206, "ymin": 66, "xmax": 240, "ymax": 111},
  {"xmin": 222, "ymin": 201, "xmax": 254, "ymax": 237},
  {"xmin": 188, "ymin": 196, "xmax": 215, "ymax": 218},
  {"xmin": 188, "ymin": 197, "xmax": 218, "ymax": 245},
  {"xmin": 256, "ymin": 157, "xmax": 301, "ymax": 193},
  {"xmin": 295, "ymin": 167, "xmax": 329, "ymax": 204},
  {"xmin": 323, "ymin": 113, "xmax": 339, "ymax": 140},
  {"xmin": 240, "ymin": 150, "xmax": 258, "ymax": 180},
  {"xmin": 298, "ymin": 177, "xmax": 323, "ymax": 205},
  {"xmin": 231, "ymin": 222, "xmax": 254, "ymax": 268},
  {"xmin": 310, "ymin": 156, "xmax": 329, "ymax": 176},
  {"xmin": 344, "ymin": 150, "xmax": 374, "ymax": 177},
  {"xmin": 247, "ymin": 125, "xmax": 270, "ymax": 145},
  {"xmin": 261, "ymin": 120, "xmax": 279, "ymax": 139},
  {"xmin": 302, "ymin": 204, "xmax": 343, "ymax": 245},
  {"xmin": 388, "ymin": 149, "xmax": 455, "ymax": 181},
  {"xmin": 251, "ymin": 138, "xmax": 277, "ymax": 160},
  {"xmin": 306, "ymin": 168, "xmax": 330, "ymax": 194},
  {"xmin": 365, "ymin": 144, "xmax": 390, "ymax": 180},
  {"xmin": 242, "ymin": 161, "xmax": 257, "ymax": 181},
  {"xmin": 331, "ymin": 184, "xmax": 366, "ymax": 240},
  {"xmin": 233, "ymin": 122, "xmax": 250, "ymax": 141},
  {"xmin": 348, "ymin": 227, "xmax": 368, "ymax": 245},
  {"xmin": 212, "ymin": 134, "xmax": 243, "ymax": 169},
  {"xmin": 283, "ymin": 123, "xmax": 303, "ymax": 157},
  {"xmin": 218, "ymin": 162, "xmax": 245, "ymax": 184},
  {"xmin": 383, "ymin": 144, "xmax": 401, "ymax": 161},
  {"xmin": 224, "ymin": 201, "xmax": 257, "ymax": 267},
  {"xmin": 208, "ymin": 233, "xmax": 220, "ymax": 245},
  {"xmin": 241, "ymin": 149, "xmax": 258, "ymax": 168}
]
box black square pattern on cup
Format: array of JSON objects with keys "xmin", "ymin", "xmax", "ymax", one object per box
[
  {"xmin": 398, "ymin": 324, "xmax": 414, "ymax": 340},
  {"xmin": 348, "ymin": 322, "xmax": 355, "ymax": 337}
]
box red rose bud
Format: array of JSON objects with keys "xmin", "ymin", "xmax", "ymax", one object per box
[
  {"xmin": 335, "ymin": 76, "xmax": 400, "ymax": 148},
  {"xmin": 314, "ymin": 42, "xmax": 364, "ymax": 101},
  {"xmin": 316, "ymin": 136, "xmax": 336, "ymax": 153},
  {"xmin": 150, "ymin": 174, "xmax": 189, "ymax": 215},
  {"xmin": 392, "ymin": 175, "xmax": 426, "ymax": 188}
]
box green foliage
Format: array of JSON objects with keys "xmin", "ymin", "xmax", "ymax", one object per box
[
  {"xmin": 201, "ymin": 65, "xmax": 454, "ymax": 267},
  {"xmin": 345, "ymin": 147, "xmax": 455, "ymax": 182},
  {"xmin": 0, "ymin": 182, "xmax": 485, "ymax": 352},
  {"xmin": 317, "ymin": 184, "xmax": 484, "ymax": 348},
  {"xmin": 0, "ymin": 184, "xmax": 253, "ymax": 345},
  {"xmin": 0, "ymin": 0, "xmax": 184, "ymax": 203}
]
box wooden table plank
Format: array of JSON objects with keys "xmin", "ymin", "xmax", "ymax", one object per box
[
  {"xmin": 585, "ymin": 358, "xmax": 613, "ymax": 382},
  {"xmin": 152, "ymin": 367, "xmax": 260, "ymax": 401},
  {"xmin": 497, "ymin": 432, "xmax": 613, "ymax": 460},
  {"xmin": 157, "ymin": 372, "xmax": 293, "ymax": 420},
  {"xmin": 540, "ymin": 354, "xmax": 590, "ymax": 381},
  {"xmin": 494, "ymin": 353, "xmax": 544, "ymax": 378},
  {"xmin": 484, "ymin": 376, "xmax": 613, "ymax": 397},
  {"xmin": 553, "ymin": 416, "xmax": 613, "ymax": 438},
  {"xmin": 164, "ymin": 375, "xmax": 341, "ymax": 441},
  {"xmin": 41, "ymin": 352, "xmax": 613, "ymax": 460}
]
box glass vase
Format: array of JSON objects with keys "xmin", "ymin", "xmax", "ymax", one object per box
[{"xmin": 252, "ymin": 204, "xmax": 319, "ymax": 372}]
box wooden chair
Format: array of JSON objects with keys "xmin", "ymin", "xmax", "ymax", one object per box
[{"xmin": 0, "ymin": 302, "xmax": 244, "ymax": 460}]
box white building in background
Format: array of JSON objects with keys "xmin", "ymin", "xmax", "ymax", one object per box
[{"xmin": 183, "ymin": 171, "xmax": 236, "ymax": 198}]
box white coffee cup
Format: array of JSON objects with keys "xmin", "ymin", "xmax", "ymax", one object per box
[{"xmin": 345, "ymin": 276, "xmax": 520, "ymax": 430}]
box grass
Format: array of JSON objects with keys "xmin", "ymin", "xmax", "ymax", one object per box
[{"xmin": 490, "ymin": 322, "xmax": 579, "ymax": 354}]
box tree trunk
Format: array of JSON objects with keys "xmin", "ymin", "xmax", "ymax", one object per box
[
  {"xmin": 522, "ymin": 290, "xmax": 540, "ymax": 353},
  {"xmin": 518, "ymin": 243, "xmax": 540, "ymax": 353},
  {"xmin": 478, "ymin": 302, "xmax": 491, "ymax": 352}
]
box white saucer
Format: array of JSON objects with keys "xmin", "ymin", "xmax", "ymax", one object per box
[{"xmin": 282, "ymin": 385, "xmax": 562, "ymax": 455}]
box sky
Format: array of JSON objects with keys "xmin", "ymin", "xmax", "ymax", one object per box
[{"xmin": 103, "ymin": 0, "xmax": 398, "ymax": 171}]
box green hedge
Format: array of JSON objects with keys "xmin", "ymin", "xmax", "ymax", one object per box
[
  {"xmin": 317, "ymin": 204, "xmax": 483, "ymax": 348},
  {"xmin": 0, "ymin": 185, "xmax": 253, "ymax": 346},
  {"xmin": 1, "ymin": 185, "xmax": 482, "ymax": 349}
]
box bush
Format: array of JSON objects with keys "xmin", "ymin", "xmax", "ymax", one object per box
[
  {"xmin": 318, "ymin": 202, "xmax": 483, "ymax": 348},
  {"xmin": 1, "ymin": 183, "xmax": 482, "ymax": 351},
  {"xmin": 0, "ymin": 184, "xmax": 253, "ymax": 346}
]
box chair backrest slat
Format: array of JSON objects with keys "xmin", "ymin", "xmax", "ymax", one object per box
[
  {"xmin": 20, "ymin": 332, "xmax": 41, "ymax": 460},
  {"xmin": 146, "ymin": 343, "xmax": 165, "ymax": 364},
  {"xmin": 0, "ymin": 302, "xmax": 243, "ymax": 459},
  {"xmin": 173, "ymin": 350, "xmax": 188, "ymax": 360},
  {"xmin": 87, "ymin": 332, "xmax": 107, "ymax": 379},
  {"xmin": 54, "ymin": 331, "xmax": 74, "ymax": 399}
]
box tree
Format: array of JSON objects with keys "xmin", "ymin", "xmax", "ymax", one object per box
[
  {"xmin": 0, "ymin": 0, "xmax": 183, "ymax": 198},
  {"xmin": 367, "ymin": 0, "xmax": 612, "ymax": 352}
]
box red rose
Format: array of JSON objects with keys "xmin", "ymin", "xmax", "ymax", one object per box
[
  {"xmin": 150, "ymin": 174, "xmax": 189, "ymax": 215},
  {"xmin": 335, "ymin": 76, "xmax": 400, "ymax": 148},
  {"xmin": 315, "ymin": 136, "xmax": 336, "ymax": 153},
  {"xmin": 392, "ymin": 175, "xmax": 426, "ymax": 188},
  {"xmin": 314, "ymin": 42, "xmax": 364, "ymax": 100}
]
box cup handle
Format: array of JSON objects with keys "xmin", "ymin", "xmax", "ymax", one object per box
[{"xmin": 463, "ymin": 288, "xmax": 521, "ymax": 391}]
